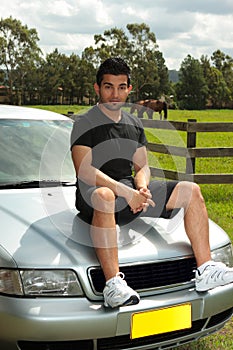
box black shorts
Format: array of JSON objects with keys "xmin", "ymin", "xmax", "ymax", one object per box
[{"xmin": 75, "ymin": 177, "xmax": 179, "ymax": 225}]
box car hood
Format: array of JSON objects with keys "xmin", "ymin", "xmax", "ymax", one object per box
[{"xmin": 0, "ymin": 187, "xmax": 230, "ymax": 269}]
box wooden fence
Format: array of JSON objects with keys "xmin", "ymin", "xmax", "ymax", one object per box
[{"xmin": 141, "ymin": 119, "xmax": 233, "ymax": 184}]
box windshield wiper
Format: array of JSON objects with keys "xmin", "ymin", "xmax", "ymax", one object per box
[{"xmin": 0, "ymin": 180, "xmax": 76, "ymax": 189}]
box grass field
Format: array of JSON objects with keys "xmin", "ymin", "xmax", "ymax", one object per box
[
  {"xmin": 32, "ymin": 105, "xmax": 233, "ymax": 349},
  {"xmin": 143, "ymin": 110, "xmax": 233, "ymax": 241}
]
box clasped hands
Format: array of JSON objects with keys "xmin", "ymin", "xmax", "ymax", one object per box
[{"xmin": 129, "ymin": 187, "xmax": 155, "ymax": 214}]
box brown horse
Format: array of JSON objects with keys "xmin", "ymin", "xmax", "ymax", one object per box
[
  {"xmin": 130, "ymin": 100, "xmax": 149, "ymax": 119},
  {"xmin": 144, "ymin": 99, "xmax": 167, "ymax": 120},
  {"xmin": 130, "ymin": 99, "xmax": 168, "ymax": 120}
]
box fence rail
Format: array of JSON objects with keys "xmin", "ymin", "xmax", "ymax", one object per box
[{"xmin": 141, "ymin": 119, "xmax": 233, "ymax": 184}]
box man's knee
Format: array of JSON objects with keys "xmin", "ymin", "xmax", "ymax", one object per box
[
  {"xmin": 178, "ymin": 181, "xmax": 204, "ymax": 206},
  {"xmin": 190, "ymin": 182, "xmax": 205, "ymax": 203},
  {"xmin": 91, "ymin": 187, "xmax": 115, "ymax": 213}
]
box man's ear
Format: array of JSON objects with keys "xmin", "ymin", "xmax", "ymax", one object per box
[
  {"xmin": 128, "ymin": 84, "xmax": 133, "ymax": 92},
  {"xmin": 94, "ymin": 83, "xmax": 100, "ymax": 96}
]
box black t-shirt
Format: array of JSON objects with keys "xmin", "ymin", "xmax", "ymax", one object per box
[{"xmin": 70, "ymin": 105, "xmax": 147, "ymax": 180}]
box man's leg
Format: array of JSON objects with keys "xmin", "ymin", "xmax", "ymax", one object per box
[
  {"xmin": 90, "ymin": 186, "xmax": 140, "ymax": 307},
  {"xmin": 166, "ymin": 181, "xmax": 233, "ymax": 291},
  {"xmin": 90, "ymin": 186, "xmax": 119, "ymax": 281},
  {"xmin": 166, "ymin": 181, "xmax": 211, "ymax": 267}
]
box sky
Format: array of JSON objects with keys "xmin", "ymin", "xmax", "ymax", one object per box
[{"xmin": 1, "ymin": 0, "xmax": 233, "ymax": 70}]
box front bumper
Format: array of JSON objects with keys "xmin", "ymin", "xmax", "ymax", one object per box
[{"xmin": 0, "ymin": 283, "xmax": 233, "ymax": 350}]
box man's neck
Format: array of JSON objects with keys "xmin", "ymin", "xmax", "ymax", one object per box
[{"xmin": 97, "ymin": 103, "xmax": 122, "ymax": 123}]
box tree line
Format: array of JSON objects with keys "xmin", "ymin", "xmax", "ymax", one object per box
[{"xmin": 0, "ymin": 17, "xmax": 233, "ymax": 109}]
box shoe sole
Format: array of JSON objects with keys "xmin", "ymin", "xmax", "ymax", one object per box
[
  {"xmin": 123, "ymin": 295, "xmax": 140, "ymax": 306},
  {"xmin": 104, "ymin": 295, "xmax": 140, "ymax": 308},
  {"xmin": 196, "ymin": 280, "xmax": 233, "ymax": 292}
]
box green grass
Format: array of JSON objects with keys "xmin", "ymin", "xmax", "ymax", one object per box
[
  {"xmin": 31, "ymin": 105, "xmax": 233, "ymax": 349},
  {"xmin": 173, "ymin": 318, "xmax": 233, "ymax": 350},
  {"xmin": 163, "ymin": 109, "xmax": 233, "ymax": 122},
  {"xmin": 144, "ymin": 110, "xmax": 233, "ymax": 242},
  {"xmin": 30, "ymin": 104, "xmax": 88, "ymax": 115}
]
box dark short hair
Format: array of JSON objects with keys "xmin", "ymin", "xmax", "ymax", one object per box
[{"xmin": 96, "ymin": 57, "xmax": 131, "ymax": 87}]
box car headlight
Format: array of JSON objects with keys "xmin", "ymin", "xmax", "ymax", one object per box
[
  {"xmin": 0, "ymin": 269, "xmax": 23, "ymax": 295},
  {"xmin": 0, "ymin": 269, "xmax": 83, "ymax": 297},
  {"xmin": 211, "ymin": 244, "xmax": 233, "ymax": 267}
]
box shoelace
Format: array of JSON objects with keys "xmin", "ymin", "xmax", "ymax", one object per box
[
  {"xmin": 199, "ymin": 263, "xmax": 231, "ymax": 282},
  {"xmin": 196, "ymin": 262, "xmax": 225, "ymax": 276},
  {"xmin": 116, "ymin": 272, "xmax": 125, "ymax": 280},
  {"xmin": 105, "ymin": 272, "xmax": 126, "ymax": 287}
]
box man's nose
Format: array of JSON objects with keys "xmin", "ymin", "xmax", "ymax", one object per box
[{"xmin": 112, "ymin": 87, "xmax": 119, "ymax": 98}]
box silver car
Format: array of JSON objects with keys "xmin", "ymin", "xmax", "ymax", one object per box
[{"xmin": 0, "ymin": 105, "xmax": 232, "ymax": 350}]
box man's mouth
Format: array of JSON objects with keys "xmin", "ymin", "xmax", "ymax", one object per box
[
  {"xmin": 104, "ymin": 101, "xmax": 123, "ymax": 111},
  {"xmin": 110, "ymin": 100, "xmax": 120, "ymax": 104}
]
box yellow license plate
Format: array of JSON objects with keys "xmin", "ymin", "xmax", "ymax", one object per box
[{"xmin": 131, "ymin": 303, "xmax": 192, "ymax": 339}]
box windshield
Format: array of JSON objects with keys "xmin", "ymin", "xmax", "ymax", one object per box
[{"xmin": 0, "ymin": 119, "xmax": 75, "ymax": 186}]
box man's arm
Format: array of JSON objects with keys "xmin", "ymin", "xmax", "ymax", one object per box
[
  {"xmin": 132, "ymin": 146, "xmax": 155, "ymax": 211},
  {"xmin": 133, "ymin": 146, "xmax": 151, "ymax": 190},
  {"xmin": 72, "ymin": 144, "xmax": 115, "ymax": 188},
  {"xmin": 71, "ymin": 145, "xmax": 151, "ymax": 212}
]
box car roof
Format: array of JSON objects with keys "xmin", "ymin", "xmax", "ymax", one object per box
[{"xmin": 0, "ymin": 104, "xmax": 70, "ymax": 121}]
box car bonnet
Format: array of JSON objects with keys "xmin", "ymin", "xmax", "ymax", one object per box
[
  {"xmin": 0, "ymin": 187, "xmax": 230, "ymax": 269},
  {"xmin": 0, "ymin": 186, "xmax": 99, "ymax": 268}
]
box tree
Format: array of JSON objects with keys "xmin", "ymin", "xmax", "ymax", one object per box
[
  {"xmin": 201, "ymin": 54, "xmax": 231, "ymax": 108},
  {"xmin": 207, "ymin": 67, "xmax": 230, "ymax": 108},
  {"xmin": 63, "ymin": 53, "xmax": 81, "ymax": 105},
  {"xmin": 82, "ymin": 23, "xmax": 170, "ymax": 101},
  {"xmin": 94, "ymin": 27, "xmax": 130, "ymax": 64},
  {"xmin": 211, "ymin": 50, "xmax": 233, "ymax": 103},
  {"xmin": 153, "ymin": 50, "xmax": 170, "ymax": 97},
  {"xmin": 0, "ymin": 16, "xmax": 42, "ymax": 104},
  {"xmin": 82, "ymin": 27, "xmax": 130, "ymax": 71},
  {"xmin": 211, "ymin": 50, "xmax": 227, "ymax": 71},
  {"xmin": 126, "ymin": 23, "xmax": 160, "ymax": 100},
  {"xmin": 176, "ymin": 55, "xmax": 208, "ymax": 110},
  {"xmin": 76, "ymin": 58, "xmax": 96, "ymax": 104},
  {"xmin": 39, "ymin": 49, "xmax": 67, "ymax": 104}
]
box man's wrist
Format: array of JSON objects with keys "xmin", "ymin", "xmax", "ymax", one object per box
[
  {"xmin": 136, "ymin": 185, "xmax": 148, "ymax": 191},
  {"xmin": 116, "ymin": 181, "xmax": 134, "ymax": 198}
]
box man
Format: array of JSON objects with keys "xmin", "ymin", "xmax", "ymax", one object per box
[{"xmin": 71, "ymin": 57, "xmax": 233, "ymax": 308}]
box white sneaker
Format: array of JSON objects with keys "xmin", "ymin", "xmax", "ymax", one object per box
[
  {"xmin": 103, "ymin": 272, "xmax": 140, "ymax": 308},
  {"xmin": 195, "ymin": 261, "xmax": 233, "ymax": 292}
]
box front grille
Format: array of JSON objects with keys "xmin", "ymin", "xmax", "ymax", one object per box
[
  {"xmin": 89, "ymin": 257, "xmax": 197, "ymax": 293},
  {"xmin": 207, "ymin": 308, "xmax": 233, "ymax": 328}
]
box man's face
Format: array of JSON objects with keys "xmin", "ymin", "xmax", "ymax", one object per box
[{"xmin": 94, "ymin": 74, "xmax": 132, "ymax": 111}]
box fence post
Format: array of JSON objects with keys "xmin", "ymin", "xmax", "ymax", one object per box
[{"xmin": 186, "ymin": 119, "xmax": 197, "ymax": 174}]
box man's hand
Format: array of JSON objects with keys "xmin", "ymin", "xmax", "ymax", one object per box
[
  {"xmin": 126, "ymin": 188, "xmax": 155, "ymax": 214},
  {"xmin": 138, "ymin": 187, "xmax": 155, "ymax": 213}
]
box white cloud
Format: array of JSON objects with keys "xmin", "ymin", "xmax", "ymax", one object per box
[
  {"xmin": 45, "ymin": 0, "xmax": 78, "ymax": 17},
  {"xmin": 193, "ymin": 13, "xmax": 233, "ymax": 47},
  {"xmin": 19, "ymin": 0, "xmax": 77, "ymax": 17},
  {"xmin": 94, "ymin": 0, "xmax": 113, "ymax": 26},
  {"xmin": 1, "ymin": 0, "xmax": 233, "ymax": 69},
  {"xmin": 121, "ymin": 6, "xmax": 150, "ymax": 21}
]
